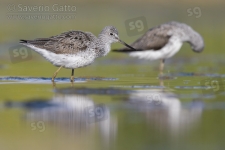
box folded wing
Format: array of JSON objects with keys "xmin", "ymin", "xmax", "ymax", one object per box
[
  {"xmin": 20, "ymin": 31, "xmax": 97, "ymax": 54},
  {"xmin": 113, "ymin": 25, "xmax": 171, "ymax": 52}
]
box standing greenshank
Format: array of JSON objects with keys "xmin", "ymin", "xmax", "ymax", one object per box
[
  {"xmin": 20, "ymin": 26, "xmax": 135, "ymax": 83},
  {"xmin": 113, "ymin": 21, "xmax": 204, "ymax": 75}
]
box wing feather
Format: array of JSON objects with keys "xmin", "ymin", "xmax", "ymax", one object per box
[
  {"xmin": 113, "ymin": 25, "xmax": 172, "ymax": 52},
  {"xmin": 20, "ymin": 31, "xmax": 97, "ymax": 54}
]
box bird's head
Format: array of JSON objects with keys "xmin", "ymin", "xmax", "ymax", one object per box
[
  {"xmin": 100, "ymin": 26, "xmax": 136, "ymax": 50},
  {"xmin": 188, "ymin": 31, "xmax": 204, "ymax": 53},
  {"xmin": 182, "ymin": 25, "xmax": 205, "ymax": 53}
]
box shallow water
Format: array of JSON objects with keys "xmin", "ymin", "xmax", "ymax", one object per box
[{"xmin": 0, "ymin": 54, "xmax": 225, "ymax": 150}]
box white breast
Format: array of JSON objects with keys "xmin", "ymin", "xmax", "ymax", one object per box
[
  {"xmin": 26, "ymin": 45, "xmax": 96, "ymax": 69},
  {"xmin": 129, "ymin": 36, "xmax": 183, "ymax": 61},
  {"xmin": 102, "ymin": 44, "xmax": 111, "ymax": 57}
]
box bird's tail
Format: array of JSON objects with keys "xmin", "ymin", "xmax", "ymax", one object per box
[
  {"xmin": 20, "ymin": 39, "xmax": 29, "ymax": 44},
  {"xmin": 20, "ymin": 38, "xmax": 49, "ymax": 45},
  {"xmin": 112, "ymin": 48, "xmax": 144, "ymax": 53}
]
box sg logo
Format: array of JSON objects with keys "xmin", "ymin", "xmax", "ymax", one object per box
[
  {"xmin": 187, "ymin": 7, "xmax": 201, "ymax": 18},
  {"xmin": 86, "ymin": 104, "xmax": 108, "ymax": 123},
  {"xmin": 30, "ymin": 121, "xmax": 45, "ymax": 132},
  {"xmin": 201, "ymin": 77, "xmax": 224, "ymax": 95},
  {"xmin": 125, "ymin": 16, "xmax": 148, "ymax": 36},
  {"xmin": 146, "ymin": 94, "xmax": 162, "ymax": 105},
  {"xmin": 9, "ymin": 45, "xmax": 32, "ymax": 63}
]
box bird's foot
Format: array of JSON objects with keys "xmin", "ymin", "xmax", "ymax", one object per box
[
  {"xmin": 52, "ymin": 80, "xmax": 56, "ymax": 88},
  {"xmin": 70, "ymin": 76, "xmax": 74, "ymax": 83},
  {"xmin": 70, "ymin": 76, "xmax": 74, "ymax": 87}
]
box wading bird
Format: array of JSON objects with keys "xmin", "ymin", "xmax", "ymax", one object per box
[
  {"xmin": 113, "ymin": 21, "xmax": 204, "ymax": 75},
  {"xmin": 20, "ymin": 26, "xmax": 135, "ymax": 83}
]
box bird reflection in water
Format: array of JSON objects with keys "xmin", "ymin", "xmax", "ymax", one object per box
[
  {"xmin": 24, "ymin": 90, "xmax": 117, "ymax": 145},
  {"xmin": 127, "ymin": 89, "xmax": 204, "ymax": 135},
  {"xmin": 4, "ymin": 85, "xmax": 204, "ymax": 141}
]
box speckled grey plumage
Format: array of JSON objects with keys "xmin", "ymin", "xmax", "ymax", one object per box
[
  {"xmin": 20, "ymin": 26, "xmax": 136, "ymax": 68},
  {"xmin": 19, "ymin": 26, "xmax": 136, "ymax": 76},
  {"xmin": 20, "ymin": 27, "xmax": 117, "ymax": 57},
  {"xmin": 114, "ymin": 21, "xmax": 204, "ymax": 53}
]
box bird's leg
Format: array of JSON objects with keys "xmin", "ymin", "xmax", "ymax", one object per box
[
  {"xmin": 160, "ymin": 79, "xmax": 164, "ymax": 87},
  {"xmin": 52, "ymin": 81, "xmax": 56, "ymax": 88},
  {"xmin": 159, "ymin": 59, "xmax": 165, "ymax": 77},
  {"xmin": 70, "ymin": 69, "xmax": 74, "ymax": 83},
  {"xmin": 52, "ymin": 66, "xmax": 63, "ymax": 82}
]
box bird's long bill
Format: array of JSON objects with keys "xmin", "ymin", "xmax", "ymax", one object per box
[{"xmin": 118, "ymin": 39, "xmax": 136, "ymax": 50}]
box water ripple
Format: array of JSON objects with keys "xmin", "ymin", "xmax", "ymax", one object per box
[
  {"xmin": 55, "ymin": 87, "xmax": 132, "ymax": 95},
  {"xmin": 0, "ymin": 76, "xmax": 117, "ymax": 84}
]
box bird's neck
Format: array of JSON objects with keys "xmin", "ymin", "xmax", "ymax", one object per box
[{"xmin": 97, "ymin": 34, "xmax": 112, "ymax": 57}]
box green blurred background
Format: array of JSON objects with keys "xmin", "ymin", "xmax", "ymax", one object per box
[
  {"xmin": 1, "ymin": 0, "xmax": 225, "ymax": 82},
  {"xmin": 1, "ymin": 0, "xmax": 225, "ymax": 150}
]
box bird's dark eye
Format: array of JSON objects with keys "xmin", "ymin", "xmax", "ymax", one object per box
[{"xmin": 110, "ymin": 33, "xmax": 113, "ymax": 36}]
